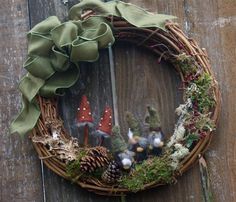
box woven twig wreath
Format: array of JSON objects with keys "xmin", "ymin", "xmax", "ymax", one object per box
[{"xmin": 11, "ymin": 0, "xmax": 220, "ymax": 196}]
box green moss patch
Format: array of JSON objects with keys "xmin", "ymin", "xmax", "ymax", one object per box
[{"xmin": 119, "ymin": 155, "xmax": 174, "ymax": 192}]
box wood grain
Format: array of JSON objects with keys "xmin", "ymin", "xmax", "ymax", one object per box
[
  {"xmin": 1, "ymin": 0, "xmax": 236, "ymax": 201},
  {"xmin": 0, "ymin": 0, "xmax": 43, "ymax": 202},
  {"xmin": 185, "ymin": 0, "xmax": 236, "ymax": 201}
]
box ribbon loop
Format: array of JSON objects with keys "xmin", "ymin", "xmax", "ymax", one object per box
[
  {"xmin": 39, "ymin": 65, "xmax": 79, "ymax": 97},
  {"xmin": 51, "ymin": 21, "xmax": 79, "ymax": 49},
  {"xmin": 71, "ymin": 40, "xmax": 99, "ymax": 62},
  {"xmin": 30, "ymin": 16, "xmax": 61, "ymax": 34},
  {"xmin": 27, "ymin": 33, "xmax": 53, "ymax": 56},
  {"xmin": 24, "ymin": 57, "xmax": 55, "ymax": 80},
  {"xmin": 51, "ymin": 46, "xmax": 70, "ymax": 72}
]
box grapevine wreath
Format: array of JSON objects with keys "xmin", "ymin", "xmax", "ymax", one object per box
[{"xmin": 10, "ymin": 0, "xmax": 220, "ymax": 196}]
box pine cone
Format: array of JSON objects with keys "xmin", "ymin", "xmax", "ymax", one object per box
[
  {"xmin": 102, "ymin": 160, "xmax": 122, "ymax": 184},
  {"xmin": 80, "ymin": 146, "xmax": 110, "ymax": 173}
]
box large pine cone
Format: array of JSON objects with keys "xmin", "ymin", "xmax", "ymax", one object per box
[
  {"xmin": 80, "ymin": 146, "xmax": 110, "ymax": 173},
  {"xmin": 102, "ymin": 160, "xmax": 122, "ymax": 184}
]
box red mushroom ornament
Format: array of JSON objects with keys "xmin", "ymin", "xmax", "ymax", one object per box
[
  {"xmin": 77, "ymin": 95, "xmax": 93, "ymax": 146},
  {"xmin": 96, "ymin": 106, "xmax": 113, "ymax": 146}
]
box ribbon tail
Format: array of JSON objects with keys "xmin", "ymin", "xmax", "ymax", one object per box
[{"xmin": 10, "ymin": 96, "xmax": 41, "ymax": 137}]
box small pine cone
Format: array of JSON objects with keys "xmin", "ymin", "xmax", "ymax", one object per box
[
  {"xmin": 102, "ymin": 160, "xmax": 122, "ymax": 184},
  {"xmin": 80, "ymin": 146, "xmax": 110, "ymax": 173}
]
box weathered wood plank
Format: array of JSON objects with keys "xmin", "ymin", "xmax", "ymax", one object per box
[
  {"xmin": 183, "ymin": 0, "xmax": 236, "ymax": 201},
  {"xmin": 0, "ymin": 0, "xmax": 43, "ymax": 202},
  {"xmin": 28, "ymin": 0, "xmax": 68, "ymax": 25},
  {"xmin": 27, "ymin": 1, "xmax": 73, "ymax": 202}
]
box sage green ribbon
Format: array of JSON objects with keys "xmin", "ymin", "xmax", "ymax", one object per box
[
  {"xmin": 10, "ymin": 0, "xmax": 176, "ymax": 137},
  {"xmin": 69, "ymin": 0, "xmax": 176, "ymax": 30}
]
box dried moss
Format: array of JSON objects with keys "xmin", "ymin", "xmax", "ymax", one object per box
[
  {"xmin": 175, "ymin": 53, "xmax": 198, "ymax": 74},
  {"xmin": 175, "ymin": 53, "xmax": 216, "ymax": 114},
  {"xmin": 193, "ymin": 73, "xmax": 216, "ymax": 113},
  {"xmin": 66, "ymin": 149, "xmax": 87, "ymax": 178},
  {"xmin": 119, "ymin": 155, "xmax": 174, "ymax": 192},
  {"xmin": 66, "ymin": 150, "xmax": 106, "ymax": 181},
  {"xmin": 186, "ymin": 73, "xmax": 216, "ymax": 113}
]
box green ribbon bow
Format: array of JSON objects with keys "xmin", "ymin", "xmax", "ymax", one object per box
[{"xmin": 10, "ymin": 0, "xmax": 176, "ymax": 137}]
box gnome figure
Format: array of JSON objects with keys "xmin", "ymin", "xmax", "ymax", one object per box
[
  {"xmin": 126, "ymin": 112, "xmax": 148, "ymax": 163},
  {"xmin": 145, "ymin": 106, "xmax": 164, "ymax": 156},
  {"xmin": 77, "ymin": 95, "xmax": 93, "ymax": 146},
  {"xmin": 111, "ymin": 126, "xmax": 134, "ymax": 171},
  {"xmin": 95, "ymin": 106, "xmax": 113, "ymax": 146}
]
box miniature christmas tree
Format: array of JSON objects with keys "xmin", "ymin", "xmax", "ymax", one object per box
[
  {"xmin": 96, "ymin": 106, "xmax": 113, "ymax": 146},
  {"xmin": 145, "ymin": 106, "xmax": 161, "ymax": 130},
  {"xmin": 111, "ymin": 126, "xmax": 127, "ymax": 154},
  {"xmin": 77, "ymin": 95, "xmax": 93, "ymax": 146}
]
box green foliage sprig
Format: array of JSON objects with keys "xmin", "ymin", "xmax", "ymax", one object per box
[{"xmin": 185, "ymin": 133, "xmax": 200, "ymax": 148}]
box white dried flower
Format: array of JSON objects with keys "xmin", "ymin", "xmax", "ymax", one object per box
[
  {"xmin": 186, "ymin": 98, "xmax": 192, "ymax": 108},
  {"xmin": 170, "ymin": 160, "xmax": 179, "ymax": 170},
  {"xmin": 175, "ymin": 104, "xmax": 185, "ymax": 116},
  {"xmin": 52, "ymin": 130, "xmax": 59, "ymax": 140},
  {"xmin": 167, "ymin": 123, "xmax": 186, "ymax": 147},
  {"xmin": 175, "ymin": 98, "xmax": 192, "ymax": 116},
  {"xmin": 170, "ymin": 143, "xmax": 190, "ymax": 169},
  {"xmin": 171, "ymin": 145, "xmax": 189, "ymax": 160},
  {"xmin": 174, "ymin": 124, "xmax": 186, "ymax": 140},
  {"xmin": 187, "ymin": 83, "xmax": 198, "ymax": 92}
]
